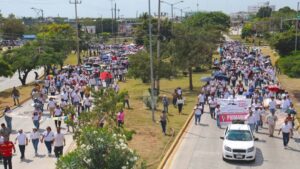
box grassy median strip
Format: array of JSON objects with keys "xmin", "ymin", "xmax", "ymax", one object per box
[{"xmin": 120, "ymin": 72, "xmax": 209, "ymax": 168}]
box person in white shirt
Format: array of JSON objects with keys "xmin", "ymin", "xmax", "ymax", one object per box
[
  {"xmin": 281, "ymin": 96, "xmax": 290, "ymax": 113},
  {"xmin": 193, "ymin": 104, "xmax": 202, "ymax": 125},
  {"xmin": 14, "ymin": 129, "xmax": 28, "ymax": 160},
  {"xmin": 83, "ymin": 96, "xmax": 92, "ymax": 112},
  {"xmin": 29, "ymin": 128, "xmax": 40, "ymax": 155},
  {"xmin": 266, "ymin": 111, "xmax": 278, "ymax": 137},
  {"xmin": 278, "ymin": 120, "xmax": 293, "ymax": 148},
  {"xmin": 268, "ymin": 96, "xmax": 276, "ymax": 113},
  {"xmin": 176, "ymin": 96, "xmax": 184, "ymax": 115},
  {"xmin": 53, "ymin": 128, "xmax": 65, "ymax": 158},
  {"xmin": 253, "ymin": 107, "xmax": 262, "ymax": 133},
  {"xmin": 53, "ymin": 105, "xmax": 63, "ymax": 128},
  {"xmin": 245, "ymin": 109, "xmax": 256, "ymax": 133},
  {"xmin": 215, "ymin": 104, "xmax": 221, "ymax": 128},
  {"xmin": 41, "ymin": 126, "xmax": 55, "ymax": 156}
]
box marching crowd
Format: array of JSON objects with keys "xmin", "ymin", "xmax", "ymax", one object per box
[
  {"xmin": 190, "ymin": 41, "xmax": 296, "ymax": 148},
  {"xmin": 0, "ymin": 44, "xmax": 135, "ymax": 169}
]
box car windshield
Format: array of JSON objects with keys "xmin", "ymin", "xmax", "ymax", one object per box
[{"xmin": 226, "ymin": 130, "xmax": 252, "ymax": 141}]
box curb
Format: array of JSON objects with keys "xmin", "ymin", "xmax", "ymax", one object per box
[{"xmin": 157, "ymin": 110, "xmax": 194, "ymax": 169}]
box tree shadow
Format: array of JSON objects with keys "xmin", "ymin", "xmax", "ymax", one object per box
[
  {"xmin": 286, "ymin": 146, "xmax": 300, "ymax": 153},
  {"xmin": 21, "ymin": 159, "xmax": 33, "ymax": 163}
]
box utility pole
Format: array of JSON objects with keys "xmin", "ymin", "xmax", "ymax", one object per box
[
  {"xmin": 111, "ymin": 0, "xmax": 114, "ymax": 40},
  {"xmin": 115, "ymin": 3, "xmax": 117, "ymax": 44},
  {"xmin": 69, "ymin": 0, "xmax": 82, "ymax": 64},
  {"xmin": 148, "ymin": 0, "xmax": 155, "ymax": 122},
  {"xmin": 295, "ymin": 2, "xmax": 300, "ymax": 52},
  {"xmin": 197, "ymin": 0, "xmax": 199, "ymax": 11},
  {"xmin": 156, "ymin": 0, "xmax": 161, "ymax": 91}
]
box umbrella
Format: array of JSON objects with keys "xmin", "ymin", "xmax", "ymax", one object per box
[
  {"xmin": 252, "ymin": 67, "xmax": 261, "ymax": 73},
  {"xmin": 286, "ymin": 108, "xmax": 296, "ymax": 115},
  {"xmin": 215, "ymin": 74, "xmax": 229, "ymax": 81},
  {"xmin": 201, "ymin": 77, "xmax": 212, "ymax": 82},
  {"xmin": 100, "ymin": 71, "xmax": 112, "ymax": 80},
  {"xmin": 267, "ymin": 85, "xmax": 280, "ymax": 93}
]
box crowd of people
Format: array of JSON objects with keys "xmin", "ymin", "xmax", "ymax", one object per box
[
  {"xmin": 0, "ymin": 43, "xmax": 139, "ymax": 169},
  {"xmin": 188, "ymin": 41, "xmax": 297, "ymax": 148}
]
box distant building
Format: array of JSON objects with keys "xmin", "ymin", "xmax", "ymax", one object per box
[
  {"xmin": 118, "ymin": 18, "xmax": 140, "ymax": 36},
  {"xmin": 82, "ymin": 25, "xmax": 96, "ymax": 34},
  {"xmin": 248, "ymin": 1, "xmax": 275, "ymax": 14},
  {"xmin": 230, "ymin": 12, "xmax": 250, "ymax": 26}
]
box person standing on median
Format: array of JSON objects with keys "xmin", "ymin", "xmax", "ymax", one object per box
[
  {"xmin": 160, "ymin": 110, "xmax": 168, "ymax": 136},
  {"xmin": 41, "ymin": 126, "xmax": 55, "ymax": 156},
  {"xmin": 11, "ymin": 87, "xmax": 20, "ymax": 106},
  {"xmin": 162, "ymin": 95, "xmax": 169, "ymax": 113},
  {"xmin": 14, "ymin": 129, "xmax": 28, "ymax": 160},
  {"xmin": 53, "ymin": 128, "xmax": 65, "ymax": 159}
]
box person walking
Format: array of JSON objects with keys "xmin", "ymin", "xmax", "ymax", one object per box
[
  {"xmin": 47, "ymin": 97, "xmax": 56, "ymax": 117},
  {"xmin": 123, "ymin": 93, "xmax": 130, "ymax": 109},
  {"xmin": 160, "ymin": 111, "xmax": 168, "ymax": 136},
  {"xmin": 29, "ymin": 128, "xmax": 39, "ymax": 156},
  {"xmin": 193, "ymin": 104, "xmax": 202, "ymax": 125},
  {"xmin": 162, "ymin": 95, "xmax": 169, "ymax": 113},
  {"xmin": 176, "ymin": 96, "xmax": 184, "ymax": 115},
  {"xmin": 0, "ymin": 124, "xmax": 11, "ymax": 142},
  {"xmin": 83, "ymin": 96, "xmax": 92, "ymax": 112},
  {"xmin": 14, "ymin": 129, "xmax": 28, "ymax": 160},
  {"xmin": 215, "ymin": 104, "xmax": 221, "ymax": 128},
  {"xmin": 117, "ymin": 110, "xmax": 125, "ymax": 127},
  {"xmin": 32, "ymin": 110, "xmax": 41, "ymax": 130},
  {"xmin": 268, "ymin": 96, "xmax": 276, "ymax": 114},
  {"xmin": 266, "ymin": 111, "xmax": 278, "ymax": 137},
  {"xmin": 0, "ymin": 139, "xmax": 15, "ymax": 169},
  {"xmin": 41, "ymin": 126, "xmax": 54, "ymax": 156},
  {"xmin": 208, "ymin": 97, "xmax": 217, "ymax": 119},
  {"xmin": 11, "ymin": 87, "xmax": 20, "ymax": 106},
  {"xmin": 172, "ymin": 89, "xmax": 178, "ymax": 107},
  {"xmin": 278, "ymin": 120, "xmax": 293, "ymax": 149},
  {"xmin": 53, "ymin": 105, "xmax": 63, "ymax": 128},
  {"xmin": 245, "ymin": 109, "xmax": 256, "ymax": 134},
  {"xmin": 3, "ymin": 106, "xmax": 12, "ymax": 131},
  {"xmin": 53, "ymin": 128, "xmax": 65, "ymax": 159}
]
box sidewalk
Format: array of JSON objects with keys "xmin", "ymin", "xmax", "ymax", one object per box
[
  {"xmin": 0, "ymin": 68, "xmax": 44, "ymax": 92},
  {"xmin": 0, "ymin": 98, "xmax": 74, "ymax": 169}
]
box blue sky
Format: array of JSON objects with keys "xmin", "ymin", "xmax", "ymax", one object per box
[{"xmin": 0, "ymin": 0, "xmax": 299, "ymax": 18}]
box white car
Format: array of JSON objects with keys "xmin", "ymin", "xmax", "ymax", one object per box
[{"xmin": 221, "ymin": 124, "xmax": 256, "ymax": 162}]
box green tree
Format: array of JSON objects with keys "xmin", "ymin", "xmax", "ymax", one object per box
[
  {"xmin": 3, "ymin": 42, "xmax": 40, "ymax": 85},
  {"xmin": 37, "ymin": 23, "xmax": 76, "ymax": 67},
  {"xmin": 268, "ymin": 30, "xmax": 300, "ymax": 56},
  {"xmin": 171, "ymin": 25, "xmax": 222, "ymax": 90},
  {"xmin": 133, "ymin": 13, "xmax": 172, "ymax": 46},
  {"xmin": 128, "ymin": 51, "xmax": 174, "ymax": 83},
  {"xmin": 0, "ymin": 14, "xmax": 25, "ymax": 40},
  {"xmin": 0, "ymin": 58, "xmax": 13, "ymax": 77},
  {"xmin": 56, "ymin": 126, "xmax": 138, "ymax": 169},
  {"xmin": 185, "ymin": 11, "xmax": 230, "ymax": 31},
  {"xmin": 241, "ymin": 22, "xmax": 255, "ymax": 39},
  {"xmin": 256, "ymin": 7, "xmax": 273, "ymax": 18}
]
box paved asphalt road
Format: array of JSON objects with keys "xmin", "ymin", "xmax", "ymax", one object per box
[
  {"xmin": 165, "ymin": 105, "xmax": 300, "ymax": 169},
  {"xmin": 0, "ymin": 98, "xmax": 74, "ymax": 169},
  {"xmin": 0, "ymin": 68, "xmax": 44, "ymax": 92}
]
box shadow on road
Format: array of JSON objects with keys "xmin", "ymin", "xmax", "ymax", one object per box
[{"xmin": 225, "ymin": 148, "xmax": 264, "ymax": 167}]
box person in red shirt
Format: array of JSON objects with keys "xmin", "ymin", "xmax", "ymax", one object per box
[{"xmin": 0, "ymin": 140, "xmax": 16, "ymax": 169}]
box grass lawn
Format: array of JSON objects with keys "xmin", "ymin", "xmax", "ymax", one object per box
[
  {"xmin": 119, "ymin": 72, "xmax": 210, "ymax": 168},
  {"xmin": 0, "ymin": 83, "xmax": 36, "ymax": 113}
]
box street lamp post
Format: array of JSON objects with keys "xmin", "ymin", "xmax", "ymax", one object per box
[
  {"xmin": 295, "ymin": 2, "xmax": 300, "ymax": 52},
  {"xmin": 161, "ymin": 0, "xmax": 183, "ymax": 32},
  {"xmin": 174, "ymin": 7, "xmax": 190, "ymax": 21},
  {"xmin": 69, "ymin": 0, "xmax": 82, "ymax": 64},
  {"xmin": 148, "ymin": 0, "xmax": 155, "ymax": 122},
  {"xmin": 161, "ymin": 0, "xmax": 183, "ymax": 21}
]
